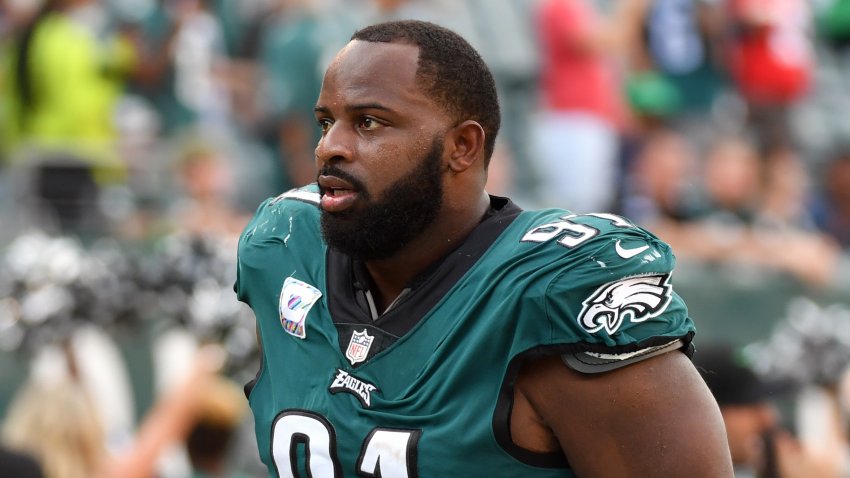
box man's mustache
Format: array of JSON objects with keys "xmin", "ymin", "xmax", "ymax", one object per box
[{"xmin": 317, "ymin": 165, "xmax": 368, "ymax": 193}]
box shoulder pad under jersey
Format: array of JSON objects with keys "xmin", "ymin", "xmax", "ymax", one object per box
[{"xmin": 517, "ymin": 211, "xmax": 693, "ymax": 354}]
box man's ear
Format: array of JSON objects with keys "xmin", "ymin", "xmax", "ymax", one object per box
[{"xmin": 447, "ymin": 120, "xmax": 486, "ymax": 173}]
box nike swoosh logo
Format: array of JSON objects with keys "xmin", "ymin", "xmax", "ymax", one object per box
[{"xmin": 615, "ymin": 240, "xmax": 650, "ymax": 259}]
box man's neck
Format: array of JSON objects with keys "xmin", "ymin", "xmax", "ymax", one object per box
[{"xmin": 363, "ymin": 192, "xmax": 491, "ymax": 313}]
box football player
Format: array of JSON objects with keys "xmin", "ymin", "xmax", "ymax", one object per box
[{"xmin": 236, "ymin": 20, "xmax": 732, "ymax": 477}]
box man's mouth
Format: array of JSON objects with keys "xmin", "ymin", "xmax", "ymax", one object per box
[
  {"xmin": 325, "ymin": 187, "xmax": 352, "ymax": 196},
  {"xmin": 318, "ymin": 175, "xmax": 359, "ymax": 212}
]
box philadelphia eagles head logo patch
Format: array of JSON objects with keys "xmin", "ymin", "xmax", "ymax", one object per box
[{"xmin": 578, "ymin": 274, "xmax": 673, "ymax": 335}]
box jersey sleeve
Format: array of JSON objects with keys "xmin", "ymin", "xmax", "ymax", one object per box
[
  {"xmin": 541, "ymin": 214, "xmax": 695, "ymax": 369},
  {"xmin": 234, "ymin": 185, "xmax": 322, "ymax": 306},
  {"xmin": 235, "ymin": 197, "xmax": 275, "ymax": 303}
]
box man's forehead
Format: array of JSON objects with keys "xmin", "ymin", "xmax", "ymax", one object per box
[
  {"xmin": 324, "ymin": 40, "xmax": 421, "ymax": 91},
  {"xmin": 335, "ymin": 39, "xmax": 420, "ymax": 66}
]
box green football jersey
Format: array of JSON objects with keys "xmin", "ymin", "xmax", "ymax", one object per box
[{"xmin": 236, "ymin": 184, "xmax": 695, "ymax": 478}]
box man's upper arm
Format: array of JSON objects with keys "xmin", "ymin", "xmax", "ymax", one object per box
[
  {"xmin": 517, "ymin": 350, "xmax": 733, "ymax": 477},
  {"xmin": 514, "ymin": 213, "xmax": 730, "ymax": 474}
]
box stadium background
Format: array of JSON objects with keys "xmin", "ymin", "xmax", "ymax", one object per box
[{"xmin": 1, "ymin": 0, "xmax": 850, "ymax": 476}]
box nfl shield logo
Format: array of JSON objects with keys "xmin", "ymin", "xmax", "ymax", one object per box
[{"xmin": 345, "ymin": 329, "xmax": 374, "ymax": 365}]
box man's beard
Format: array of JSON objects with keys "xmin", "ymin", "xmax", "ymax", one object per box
[{"xmin": 320, "ymin": 139, "xmax": 444, "ymax": 261}]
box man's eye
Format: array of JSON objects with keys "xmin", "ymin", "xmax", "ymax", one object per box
[
  {"xmin": 317, "ymin": 119, "xmax": 332, "ymax": 132},
  {"xmin": 358, "ymin": 117, "xmax": 379, "ymax": 130}
]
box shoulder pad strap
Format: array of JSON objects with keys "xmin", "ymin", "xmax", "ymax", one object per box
[{"xmin": 562, "ymin": 339, "xmax": 685, "ymax": 374}]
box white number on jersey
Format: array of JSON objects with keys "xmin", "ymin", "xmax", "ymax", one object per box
[
  {"xmin": 271, "ymin": 410, "xmax": 421, "ymax": 477},
  {"xmin": 521, "ymin": 213, "xmax": 635, "ymax": 248}
]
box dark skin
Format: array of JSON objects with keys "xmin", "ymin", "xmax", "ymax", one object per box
[
  {"xmin": 314, "ymin": 40, "xmax": 733, "ymax": 476},
  {"xmin": 314, "ymin": 40, "xmax": 490, "ymax": 310}
]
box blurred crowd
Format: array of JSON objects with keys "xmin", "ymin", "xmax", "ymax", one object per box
[{"xmin": 1, "ymin": 0, "xmax": 850, "ymax": 477}]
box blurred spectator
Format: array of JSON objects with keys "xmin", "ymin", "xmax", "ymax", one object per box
[
  {"xmin": 1, "ymin": 345, "xmax": 224, "ymax": 478},
  {"xmin": 457, "ymin": 0, "xmax": 540, "ymax": 199},
  {"xmin": 755, "ymin": 145, "xmax": 819, "ymax": 232},
  {"xmin": 255, "ymin": 0, "xmax": 325, "ymax": 190},
  {"xmin": 620, "ymin": 128, "xmax": 703, "ymax": 224},
  {"xmin": 130, "ymin": 0, "xmax": 232, "ymax": 137},
  {"xmin": 795, "ymin": 0, "xmax": 850, "ymax": 155},
  {"xmin": 185, "ymin": 375, "xmax": 250, "ymax": 478},
  {"xmin": 0, "ymin": 0, "xmax": 138, "ymax": 232},
  {"xmin": 531, "ymin": 0, "xmax": 625, "ymax": 213},
  {"xmin": 695, "ymin": 343, "xmax": 843, "ymax": 478},
  {"xmin": 648, "ymin": 135, "xmax": 761, "ymax": 250},
  {"xmin": 169, "ymin": 144, "xmax": 249, "ymax": 240},
  {"xmin": 0, "ymin": 445, "xmax": 43, "ymax": 478},
  {"xmin": 619, "ymin": 0, "xmax": 729, "ymax": 129},
  {"xmin": 4, "ymin": 378, "xmax": 107, "ymax": 478},
  {"xmin": 1, "ymin": 0, "xmax": 136, "ymax": 161},
  {"xmin": 726, "ymin": 0, "xmax": 815, "ymax": 148},
  {"xmin": 813, "ymin": 148, "xmax": 850, "ymax": 249},
  {"xmin": 642, "ymin": 135, "xmax": 842, "ymax": 286},
  {"xmin": 700, "ymin": 134, "xmax": 763, "ymax": 226}
]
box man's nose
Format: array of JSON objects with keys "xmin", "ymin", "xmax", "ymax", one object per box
[{"xmin": 315, "ymin": 122, "xmax": 354, "ymax": 166}]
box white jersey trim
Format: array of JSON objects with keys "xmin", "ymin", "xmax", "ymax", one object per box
[{"xmin": 272, "ymin": 189, "xmax": 321, "ymax": 205}]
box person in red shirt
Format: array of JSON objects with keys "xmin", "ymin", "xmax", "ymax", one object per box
[
  {"xmin": 532, "ymin": 0, "xmax": 625, "ymax": 213},
  {"xmin": 727, "ymin": 0, "xmax": 813, "ymax": 144}
]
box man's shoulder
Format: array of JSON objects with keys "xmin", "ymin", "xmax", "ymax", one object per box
[
  {"xmin": 268, "ymin": 184, "xmax": 322, "ymax": 209},
  {"xmin": 505, "ymin": 209, "xmax": 690, "ymax": 345},
  {"xmin": 513, "ymin": 209, "xmax": 675, "ymax": 273},
  {"xmin": 248, "ymin": 185, "xmax": 321, "ymax": 226},
  {"xmin": 471, "ymin": 209, "xmax": 682, "ymax": 329},
  {"xmin": 238, "ymin": 184, "xmax": 323, "ymax": 252}
]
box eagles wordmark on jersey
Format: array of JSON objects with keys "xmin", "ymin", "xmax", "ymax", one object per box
[{"xmin": 235, "ymin": 184, "xmax": 695, "ymax": 477}]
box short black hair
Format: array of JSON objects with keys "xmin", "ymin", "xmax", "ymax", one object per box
[{"xmin": 351, "ymin": 20, "xmax": 501, "ymax": 165}]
